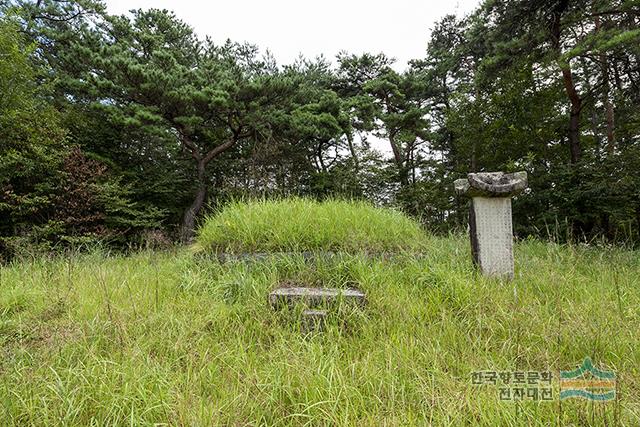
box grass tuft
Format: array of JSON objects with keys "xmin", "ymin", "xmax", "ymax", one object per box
[
  {"xmin": 1, "ymin": 202, "xmax": 639, "ymax": 425},
  {"xmin": 195, "ymin": 198, "xmax": 427, "ymax": 253}
]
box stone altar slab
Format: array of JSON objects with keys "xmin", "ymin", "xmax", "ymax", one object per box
[{"xmin": 268, "ymin": 287, "xmax": 366, "ymax": 308}]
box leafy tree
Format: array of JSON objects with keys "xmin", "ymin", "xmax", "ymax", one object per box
[
  {"xmin": 0, "ymin": 11, "xmax": 163, "ymax": 256},
  {"xmin": 336, "ymin": 54, "xmax": 431, "ymax": 190},
  {"xmin": 0, "ymin": 17, "xmax": 66, "ymax": 253},
  {"xmin": 2, "ymin": 0, "xmax": 639, "ymax": 249},
  {"xmin": 68, "ymin": 10, "xmax": 289, "ymax": 240},
  {"xmin": 421, "ymin": 0, "xmax": 640, "ymax": 240},
  {"xmin": 70, "ymin": 10, "xmax": 353, "ymax": 240}
]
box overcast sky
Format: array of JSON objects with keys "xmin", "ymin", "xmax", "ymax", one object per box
[{"xmin": 104, "ymin": 0, "xmax": 480, "ymax": 70}]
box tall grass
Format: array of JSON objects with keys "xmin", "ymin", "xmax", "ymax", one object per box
[
  {"xmin": 1, "ymin": 202, "xmax": 639, "ymax": 425},
  {"xmin": 195, "ymin": 198, "xmax": 427, "ymax": 253}
]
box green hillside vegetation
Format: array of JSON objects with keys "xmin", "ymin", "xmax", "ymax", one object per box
[
  {"xmin": 1, "ymin": 201, "xmax": 639, "ymax": 425},
  {"xmin": 2, "ymin": 1, "xmax": 640, "ymax": 252},
  {"xmin": 196, "ymin": 199, "xmax": 427, "ymax": 253},
  {"xmin": 1, "ymin": 0, "xmax": 639, "ymax": 423}
]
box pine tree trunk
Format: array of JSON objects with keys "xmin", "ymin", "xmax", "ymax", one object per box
[
  {"xmin": 389, "ymin": 133, "xmax": 409, "ymax": 187},
  {"xmin": 568, "ymin": 101, "xmax": 582, "ymax": 163},
  {"xmin": 604, "ymin": 91, "xmax": 615, "ymax": 155},
  {"xmin": 177, "ymin": 134, "xmax": 238, "ymax": 243},
  {"xmin": 346, "ymin": 132, "xmax": 360, "ymax": 171},
  {"xmin": 180, "ymin": 160, "xmax": 208, "ymax": 243},
  {"xmin": 595, "ymin": 16, "xmax": 616, "ymax": 155},
  {"xmin": 552, "ymin": 0, "xmax": 582, "ymax": 164}
]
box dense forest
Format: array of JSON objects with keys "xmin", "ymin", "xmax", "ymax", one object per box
[{"xmin": 1, "ymin": 0, "xmax": 639, "ymax": 256}]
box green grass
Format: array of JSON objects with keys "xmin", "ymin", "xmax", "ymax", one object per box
[
  {"xmin": 195, "ymin": 198, "xmax": 427, "ymax": 253},
  {"xmin": 1, "ymin": 202, "xmax": 640, "ymax": 425}
]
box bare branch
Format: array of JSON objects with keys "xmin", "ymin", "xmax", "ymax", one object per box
[{"xmin": 202, "ymin": 138, "xmax": 237, "ymax": 165}]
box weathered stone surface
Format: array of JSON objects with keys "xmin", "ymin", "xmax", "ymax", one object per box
[
  {"xmin": 454, "ymin": 178, "xmax": 471, "ymax": 195},
  {"xmin": 216, "ymin": 251, "xmax": 321, "ymax": 263},
  {"xmin": 301, "ymin": 309, "xmax": 327, "ymax": 332},
  {"xmin": 213, "ymin": 251, "xmax": 428, "ymax": 263},
  {"xmin": 455, "ymin": 171, "xmax": 528, "ymax": 279},
  {"xmin": 269, "ymin": 287, "xmax": 366, "ymax": 308},
  {"xmin": 302, "ymin": 309, "xmax": 328, "ymax": 317},
  {"xmin": 470, "ymin": 197, "xmax": 514, "ymax": 278},
  {"xmin": 455, "ymin": 171, "xmax": 527, "ymax": 198}
]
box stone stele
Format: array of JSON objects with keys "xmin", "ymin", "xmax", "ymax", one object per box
[{"xmin": 454, "ymin": 171, "xmax": 528, "ymax": 279}]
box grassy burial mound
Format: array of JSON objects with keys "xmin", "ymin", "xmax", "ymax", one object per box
[
  {"xmin": 1, "ymin": 200, "xmax": 639, "ymax": 425},
  {"xmin": 195, "ymin": 198, "xmax": 427, "ymax": 253}
]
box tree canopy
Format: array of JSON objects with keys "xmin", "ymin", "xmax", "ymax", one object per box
[{"xmin": 1, "ymin": 0, "xmax": 639, "ymax": 255}]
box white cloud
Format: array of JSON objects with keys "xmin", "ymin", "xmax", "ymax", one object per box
[{"xmin": 104, "ymin": 0, "xmax": 480, "ymax": 70}]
